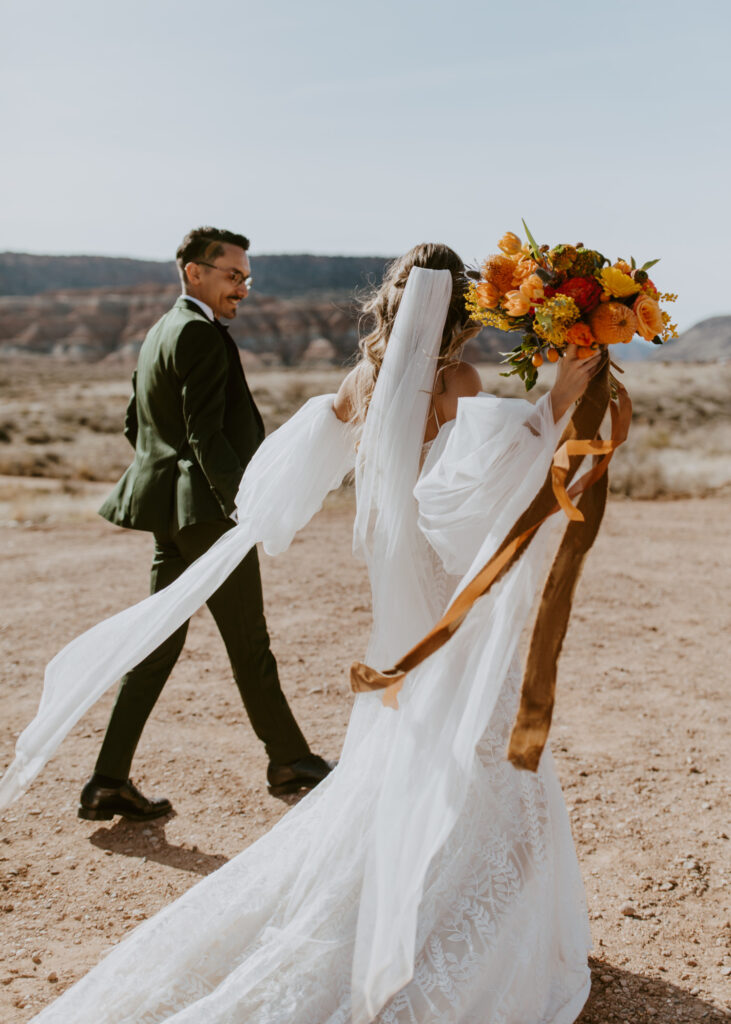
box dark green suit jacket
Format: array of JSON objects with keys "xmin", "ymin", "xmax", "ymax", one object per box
[{"xmin": 99, "ymin": 297, "xmax": 264, "ymax": 534}]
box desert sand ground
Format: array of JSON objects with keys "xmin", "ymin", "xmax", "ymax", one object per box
[{"xmin": 0, "ymin": 360, "xmax": 729, "ymax": 1023}]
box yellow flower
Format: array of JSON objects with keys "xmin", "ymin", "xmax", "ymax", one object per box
[
  {"xmin": 600, "ymin": 267, "xmax": 641, "ymax": 298},
  {"xmin": 533, "ymin": 294, "xmax": 580, "ymax": 347},
  {"xmin": 498, "ymin": 232, "xmax": 522, "ymax": 255},
  {"xmin": 465, "ymin": 283, "xmax": 512, "ymax": 330},
  {"xmin": 660, "ymin": 310, "xmax": 679, "ymax": 341}
]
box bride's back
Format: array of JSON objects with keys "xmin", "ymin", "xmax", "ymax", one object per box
[{"xmin": 333, "ymin": 358, "xmax": 482, "ymax": 443}]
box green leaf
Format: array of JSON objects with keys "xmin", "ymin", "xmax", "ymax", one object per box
[
  {"xmin": 630, "ymin": 256, "xmax": 636, "ymax": 269},
  {"xmin": 521, "ymin": 218, "xmax": 542, "ymax": 262},
  {"xmin": 641, "ymin": 258, "xmax": 660, "ymax": 271}
]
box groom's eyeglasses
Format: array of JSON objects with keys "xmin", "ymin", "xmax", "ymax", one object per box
[{"xmin": 196, "ymin": 262, "xmax": 253, "ymax": 290}]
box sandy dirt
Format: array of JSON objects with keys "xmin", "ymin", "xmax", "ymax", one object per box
[{"xmin": 0, "ymin": 483, "xmax": 729, "ymax": 1023}]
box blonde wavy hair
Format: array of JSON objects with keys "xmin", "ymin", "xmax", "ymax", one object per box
[{"xmin": 350, "ymin": 243, "xmax": 478, "ymax": 423}]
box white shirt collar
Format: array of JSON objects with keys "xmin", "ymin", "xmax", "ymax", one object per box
[{"xmin": 182, "ymin": 294, "xmax": 214, "ymax": 322}]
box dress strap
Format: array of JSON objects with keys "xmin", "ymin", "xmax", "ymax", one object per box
[{"xmin": 432, "ymin": 363, "xmax": 453, "ymax": 430}]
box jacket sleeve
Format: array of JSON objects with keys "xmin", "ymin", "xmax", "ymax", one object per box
[
  {"xmin": 173, "ymin": 320, "xmax": 245, "ymax": 517},
  {"xmin": 122, "ymin": 370, "xmax": 138, "ymax": 449}
]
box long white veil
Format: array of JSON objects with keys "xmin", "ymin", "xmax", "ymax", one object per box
[{"xmin": 353, "ymin": 266, "xmax": 453, "ymax": 668}]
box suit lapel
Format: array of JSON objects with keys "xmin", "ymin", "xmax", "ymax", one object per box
[{"xmin": 213, "ymin": 320, "xmax": 266, "ymax": 437}]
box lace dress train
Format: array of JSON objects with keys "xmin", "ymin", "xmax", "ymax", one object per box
[{"xmin": 27, "ymin": 380, "xmax": 591, "ymax": 1023}]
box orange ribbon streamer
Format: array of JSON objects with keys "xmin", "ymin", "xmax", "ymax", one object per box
[{"xmin": 350, "ymin": 378, "xmax": 632, "ymax": 711}]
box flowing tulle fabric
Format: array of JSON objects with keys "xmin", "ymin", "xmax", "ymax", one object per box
[
  {"xmin": 25, "ymin": 388, "xmax": 590, "ymax": 1024},
  {"xmin": 0, "ymin": 396, "xmax": 356, "ymax": 810}
]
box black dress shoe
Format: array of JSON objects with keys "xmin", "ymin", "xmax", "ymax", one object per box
[
  {"xmin": 78, "ymin": 778, "xmax": 173, "ymax": 822},
  {"xmin": 267, "ymin": 754, "xmax": 336, "ymax": 797}
]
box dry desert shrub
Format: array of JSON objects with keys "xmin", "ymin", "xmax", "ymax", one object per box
[{"xmin": 0, "ymin": 357, "xmax": 728, "ymax": 499}]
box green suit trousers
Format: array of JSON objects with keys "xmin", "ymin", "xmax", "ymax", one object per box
[{"xmin": 95, "ymin": 519, "xmax": 310, "ymax": 778}]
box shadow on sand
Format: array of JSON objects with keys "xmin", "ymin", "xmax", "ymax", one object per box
[
  {"xmin": 578, "ymin": 957, "xmax": 729, "ymax": 1023},
  {"xmin": 88, "ymin": 817, "xmax": 228, "ymax": 876}
]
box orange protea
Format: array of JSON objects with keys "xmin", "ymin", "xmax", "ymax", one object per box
[
  {"xmin": 587, "ymin": 301, "xmax": 638, "ymax": 345},
  {"xmin": 566, "ymin": 322, "xmax": 595, "ymax": 347},
  {"xmin": 476, "ymin": 281, "xmax": 500, "ymax": 309},
  {"xmin": 481, "ymin": 254, "xmax": 516, "ymax": 294},
  {"xmin": 498, "ymin": 231, "xmax": 522, "ymax": 255},
  {"xmin": 503, "ymin": 290, "xmax": 531, "ymax": 316},
  {"xmin": 633, "ymin": 293, "xmax": 664, "ymax": 341},
  {"xmin": 519, "ymin": 273, "xmax": 544, "ymax": 303}
]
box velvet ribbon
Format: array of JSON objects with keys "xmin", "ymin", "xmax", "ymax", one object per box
[{"xmin": 350, "ymin": 357, "xmax": 632, "ymax": 771}]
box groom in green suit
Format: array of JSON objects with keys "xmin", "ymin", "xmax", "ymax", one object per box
[{"xmin": 79, "ymin": 226, "xmax": 332, "ymax": 822}]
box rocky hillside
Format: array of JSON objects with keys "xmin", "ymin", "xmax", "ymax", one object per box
[
  {"xmin": 0, "ymin": 283, "xmax": 512, "ymax": 364},
  {"xmin": 650, "ymin": 316, "xmax": 731, "ymax": 362}
]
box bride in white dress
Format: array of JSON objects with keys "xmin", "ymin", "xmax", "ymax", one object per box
[{"xmin": 4, "ymin": 244, "xmax": 601, "ymax": 1023}]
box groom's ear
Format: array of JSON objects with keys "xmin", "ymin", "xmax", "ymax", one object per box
[{"xmin": 183, "ymin": 261, "xmax": 202, "ymax": 287}]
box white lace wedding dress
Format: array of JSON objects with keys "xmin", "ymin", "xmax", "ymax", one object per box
[{"xmin": 9, "ymin": 269, "xmax": 591, "ymax": 1024}]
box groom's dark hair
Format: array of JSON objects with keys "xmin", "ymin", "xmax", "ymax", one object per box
[{"xmin": 176, "ymin": 226, "xmax": 250, "ymax": 283}]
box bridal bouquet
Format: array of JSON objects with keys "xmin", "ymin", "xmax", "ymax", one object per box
[{"xmin": 466, "ymin": 220, "xmax": 678, "ymax": 390}]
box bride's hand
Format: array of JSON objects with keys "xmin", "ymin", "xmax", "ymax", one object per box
[{"xmin": 549, "ymin": 345, "xmax": 603, "ymax": 422}]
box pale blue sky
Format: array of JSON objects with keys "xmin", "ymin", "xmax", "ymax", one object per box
[{"xmin": 1, "ymin": 0, "xmax": 729, "ymax": 329}]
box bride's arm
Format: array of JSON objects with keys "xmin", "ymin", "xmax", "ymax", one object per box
[
  {"xmin": 333, "ymin": 368, "xmax": 358, "ymax": 423},
  {"xmin": 435, "ymin": 349, "xmax": 601, "ymax": 427}
]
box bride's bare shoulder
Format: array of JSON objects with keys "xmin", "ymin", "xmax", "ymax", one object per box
[
  {"xmin": 333, "ymin": 367, "xmax": 359, "ymax": 423},
  {"xmin": 434, "ymin": 361, "xmax": 482, "ymax": 424}
]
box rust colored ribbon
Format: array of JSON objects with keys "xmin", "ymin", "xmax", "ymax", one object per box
[{"xmin": 351, "ymin": 360, "xmax": 632, "ymax": 767}]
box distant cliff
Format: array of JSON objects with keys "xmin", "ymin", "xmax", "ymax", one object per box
[
  {"xmin": 0, "ymin": 251, "xmax": 390, "ymax": 299},
  {"xmin": 1, "ymin": 252, "xmax": 726, "ymax": 365}
]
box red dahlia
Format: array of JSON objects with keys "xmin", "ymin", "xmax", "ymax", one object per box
[{"xmin": 545, "ymin": 276, "xmax": 602, "ymax": 313}]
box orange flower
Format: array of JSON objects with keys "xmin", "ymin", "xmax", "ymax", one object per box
[
  {"xmin": 566, "ymin": 322, "xmax": 595, "ymax": 347},
  {"xmin": 633, "ymin": 292, "xmax": 664, "ymax": 341},
  {"xmin": 481, "ymin": 254, "xmax": 515, "ymax": 294},
  {"xmin": 503, "ymin": 290, "xmax": 531, "ymax": 316},
  {"xmin": 613, "ymin": 260, "xmax": 632, "ymax": 276},
  {"xmin": 511, "ymin": 257, "xmax": 537, "ymax": 286},
  {"xmin": 498, "ymin": 232, "xmax": 522, "ymax": 255},
  {"xmin": 587, "ymin": 301, "xmax": 638, "ymax": 345},
  {"xmin": 519, "ymin": 273, "xmax": 544, "ymax": 303},
  {"xmin": 476, "ymin": 281, "xmax": 500, "ymax": 309}
]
